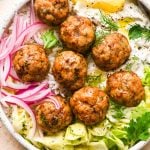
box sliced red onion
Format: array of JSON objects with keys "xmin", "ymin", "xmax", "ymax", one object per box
[
  {"xmin": 0, "ymin": 18, "xmax": 45, "ymax": 60},
  {"xmin": 16, "ymin": 82, "xmax": 48, "ymax": 99},
  {"xmin": 0, "ymin": 55, "xmax": 11, "ymax": 86},
  {"xmin": 0, "ymin": 91, "xmax": 8, "ymax": 107},
  {"xmin": 23, "ymin": 89, "xmax": 53, "ymax": 102},
  {"xmin": 46, "ymin": 96, "xmax": 60, "ymax": 110},
  {"xmin": 14, "ymin": 22, "xmax": 47, "ymax": 48},
  {"xmin": 0, "ymin": 15, "xmax": 18, "ymax": 60},
  {"xmin": 11, "ymin": 45, "xmax": 25, "ymax": 54},
  {"xmin": 30, "ymin": 0, "xmax": 36, "ymax": 25},
  {"xmin": 5, "ymin": 77, "xmax": 31, "ymax": 90},
  {"xmin": 16, "ymin": 16, "xmax": 28, "ymax": 38},
  {"xmin": 0, "ymin": 59, "xmax": 6, "ymax": 86},
  {"xmin": 33, "ymin": 34, "xmax": 43, "ymax": 45},
  {"xmin": 9, "ymin": 67, "xmax": 20, "ymax": 81},
  {"xmin": 1, "ymin": 96, "xmax": 36, "ymax": 138},
  {"xmin": 3, "ymin": 55, "xmax": 11, "ymax": 81}
]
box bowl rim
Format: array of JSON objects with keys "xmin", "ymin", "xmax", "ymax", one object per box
[{"xmin": 0, "ymin": 0, "xmax": 149, "ymax": 149}]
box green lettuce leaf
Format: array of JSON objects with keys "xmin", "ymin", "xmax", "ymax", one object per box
[
  {"xmin": 131, "ymin": 102, "xmax": 150, "ymax": 119},
  {"xmin": 142, "ymin": 66, "xmax": 150, "ymax": 86},
  {"xmin": 41, "ymin": 30, "xmax": 59, "ymax": 49},
  {"xmin": 88, "ymin": 120, "xmax": 111, "ymax": 142},
  {"xmin": 105, "ymin": 132, "xmax": 127, "ymax": 150}
]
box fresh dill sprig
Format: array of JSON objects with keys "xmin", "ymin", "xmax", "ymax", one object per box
[
  {"xmin": 110, "ymin": 101, "xmax": 124, "ymax": 119},
  {"xmin": 95, "ymin": 30, "xmax": 109, "ymax": 45},
  {"xmin": 99, "ymin": 11, "xmax": 119, "ymax": 31},
  {"xmin": 129, "ymin": 24, "xmax": 150, "ymax": 41},
  {"xmin": 94, "ymin": 11, "xmax": 118, "ymax": 46}
]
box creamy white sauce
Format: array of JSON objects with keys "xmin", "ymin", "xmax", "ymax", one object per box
[{"xmin": 74, "ymin": 1, "xmax": 150, "ymax": 79}]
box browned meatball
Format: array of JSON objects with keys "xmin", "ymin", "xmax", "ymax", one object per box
[
  {"xmin": 35, "ymin": 96, "xmax": 72, "ymax": 133},
  {"xmin": 70, "ymin": 86, "xmax": 109, "ymax": 125},
  {"xmin": 34, "ymin": 0, "xmax": 69, "ymax": 25},
  {"xmin": 60, "ymin": 16, "xmax": 95, "ymax": 53},
  {"xmin": 92, "ymin": 32, "xmax": 131, "ymax": 71},
  {"xmin": 106, "ymin": 71, "xmax": 145, "ymax": 107},
  {"xmin": 13, "ymin": 45, "xmax": 50, "ymax": 82},
  {"xmin": 52, "ymin": 51, "xmax": 87, "ymax": 90}
]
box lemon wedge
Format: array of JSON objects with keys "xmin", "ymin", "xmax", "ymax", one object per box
[{"xmin": 72, "ymin": 0, "xmax": 125, "ymax": 13}]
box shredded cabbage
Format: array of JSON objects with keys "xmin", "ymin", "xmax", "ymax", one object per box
[{"xmin": 11, "ymin": 105, "xmax": 33, "ymax": 138}]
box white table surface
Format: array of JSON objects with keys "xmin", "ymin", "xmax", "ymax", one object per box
[
  {"xmin": 0, "ymin": 119, "xmax": 25, "ymax": 150},
  {"xmin": 0, "ymin": 120, "xmax": 25, "ymax": 150}
]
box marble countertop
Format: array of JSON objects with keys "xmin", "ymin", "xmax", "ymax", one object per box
[{"xmin": 0, "ymin": 119, "xmax": 25, "ymax": 150}]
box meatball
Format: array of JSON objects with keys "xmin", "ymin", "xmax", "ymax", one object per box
[
  {"xmin": 52, "ymin": 51, "xmax": 87, "ymax": 91},
  {"xmin": 92, "ymin": 32, "xmax": 131, "ymax": 71},
  {"xmin": 106, "ymin": 71, "xmax": 145, "ymax": 107},
  {"xmin": 60, "ymin": 16, "xmax": 95, "ymax": 53},
  {"xmin": 70, "ymin": 86, "xmax": 109, "ymax": 125},
  {"xmin": 35, "ymin": 96, "xmax": 72, "ymax": 133},
  {"xmin": 34, "ymin": 0, "xmax": 69, "ymax": 25},
  {"xmin": 13, "ymin": 45, "xmax": 50, "ymax": 82}
]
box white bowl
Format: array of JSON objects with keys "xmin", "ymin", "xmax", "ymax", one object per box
[{"xmin": 0, "ymin": 0, "xmax": 149, "ymax": 150}]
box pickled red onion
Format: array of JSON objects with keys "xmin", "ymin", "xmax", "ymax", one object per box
[
  {"xmin": 15, "ymin": 82, "xmax": 48, "ymax": 99},
  {"xmin": 15, "ymin": 22, "xmax": 47, "ymax": 48},
  {"xmin": 46, "ymin": 96, "xmax": 61, "ymax": 110},
  {"xmin": 22, "ymin": 89, "xmax": 52, "ymax": 102},
  {"xmin": 5, "ymin": 77, "xmax": 32, "ymax": 90},
  {"xmin": 0, "ymin": 1, "xmax": 60, "ymax": 137}
]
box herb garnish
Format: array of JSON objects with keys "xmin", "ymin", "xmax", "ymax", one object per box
[
  {"xmin": 85, "ymin": 74, "xmax": 102, "ymax": 87},
  {"xmin": 109, "ymin": 101, "xmax": 124, "ymax": 119},
  {"xmin": 125, "ymin": 112, "xmax": 150, "ymax": 146},
  {"xmin": 95, "ymin": 11, "xmax": 118, "ymax": 45},
  {"xmin": 99, "ymin": 11, "xmax": 119, "ymax": 31},
  {"xmin": 41, "ymin": 30, "xmax": 59, "ymax": 49},
  {"xmin": 95, "ymin": 30, "xmax": 109, "ymax": 45},
  {"xmin": 129, "ymin": 24, "xmax": 150, "ymax": 41}
]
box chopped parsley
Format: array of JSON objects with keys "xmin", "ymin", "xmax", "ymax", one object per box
[
  {"xmin": 125, "ymin": 112, "xmax": 150, "ymax": 146},
  {"xmin": 85, "ymin": 74, "xmax": 102, "ymax": 87},
  {"xmin": 129, "ymin": 24, "xmax": 150, "ymax": 41},
  {"xmin": 41, "ymin": 30, "xmax": 59, "ymax": 49}
]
